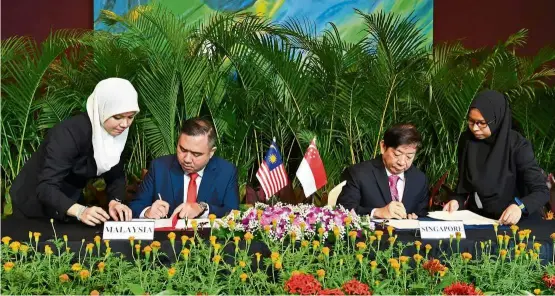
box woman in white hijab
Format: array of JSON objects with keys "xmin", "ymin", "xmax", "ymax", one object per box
[{"xmin": 10, "ymin": 78, "xmax": 140, "ymax": 226}]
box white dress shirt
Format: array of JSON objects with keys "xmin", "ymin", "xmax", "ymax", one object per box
[
  {"xmin": 139, "ymin": 167, "xmax": 209, "ymax": 218},
  {"xmin": 370, "ymin": 168, "xmax": 405, "ymax": 218}
]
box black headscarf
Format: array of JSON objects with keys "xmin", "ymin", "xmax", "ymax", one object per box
[{"xmin": 456, "ymin": 90, "xmax": 515, "ymax": 211}]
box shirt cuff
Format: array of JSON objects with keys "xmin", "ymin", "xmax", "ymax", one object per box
[
  {"xmin": 139, "ymin": 207, "xmax": 150, "ymax": 219},
  {"xmin": 198, "ymin": 204, "xmax": 210, "ymax": 219}
]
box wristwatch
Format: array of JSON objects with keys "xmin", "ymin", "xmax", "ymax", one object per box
[
  {"xmin": 514, "ymin": 197, "xmax": 527, "ymax": 213},
  {"xmin": 197, "ymin": 202, "xmax": 208, "ymax": 217}
]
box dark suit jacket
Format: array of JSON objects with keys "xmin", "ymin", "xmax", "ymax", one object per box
[
  {"xmin": 337, "ymin": 156, "xmax": 429, "ymax": 217},
  {"xmin": 129, "ymin": 155, "xmax": 239, "ymax": 218},
  {"xmin": 10, "ymin": 112, "xmax": 126, "ymax": 220}
]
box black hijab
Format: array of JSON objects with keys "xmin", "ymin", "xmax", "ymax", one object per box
[{"xmin": 456, "ymin": 90, "xmax": 515, "ymax": 207}]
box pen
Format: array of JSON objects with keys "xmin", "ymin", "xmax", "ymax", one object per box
[{"xmin": 158, "ymin": 193, "xmax": 168, "ymax": 219}]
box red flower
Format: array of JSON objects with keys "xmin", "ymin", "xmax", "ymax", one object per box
[
  {"xmin": 422, "ymin": 259, "xmax": 446, "ymax": 275},
  {"xmin": 444, "ymin": 282, "xmax": 482, "ymax": 295},
  {"xmin": 319, "ymin": 288, "xmax": 345, "ymax": 295},
  {"xmin": 543, "ymin": 274, "xmax": 555, "ymax": 289},
  {"xmin": 285, "ymin": 273, "xmax": 322, "ymax": 295},
  {"xmin": 342, "ymin": 279, "xmax": 372, "ymax": 295}
]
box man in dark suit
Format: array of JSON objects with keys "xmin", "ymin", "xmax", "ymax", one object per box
[
  {"xmin": 337, "ymin": 124, "xmax": 428, "ymax": 219},
  {"xmin": 130, "ymin": 118, "xmax": 239, "ymax": 218}
]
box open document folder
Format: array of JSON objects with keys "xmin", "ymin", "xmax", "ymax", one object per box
[
  {"xmin": 133, "ymin": 216, "xmax": 219, "ymax": 231},
  {"xmin": 427, "ymin": 210, "xmax": 498, "ymax": 225}
]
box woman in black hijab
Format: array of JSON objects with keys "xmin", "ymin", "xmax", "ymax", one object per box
[{"xmin": 444, "ymin": 90, "xmax": 549, "ymax": 225}]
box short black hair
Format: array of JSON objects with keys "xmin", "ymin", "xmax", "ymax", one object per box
[
  {"xmin": 383, "ymin": 123, "xmax": 422, "ymax": 149},
  {"xmin": 180, "ymin": 117, "xmax": 216, "ymax": 148}
]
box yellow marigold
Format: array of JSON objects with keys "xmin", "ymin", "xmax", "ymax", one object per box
[
  {"xmin": 289, "ymin": 214, "xmax": 296, "ymax": 223},
  {"xmin": 208, "ymin": 214, "xmax": 217, "ymax": 224},
  {"xmin": 209, "ymin": 236, "xmax": 217, "ymax": 245},
  {"xmin": 255, "ymin": 252, "xmax": 262, "ymax": 263},
  {"xmin": 59, "ymin": 273, "xmax": 69, "ymax": 283},
  {"xmin": 455, "ymin": 231, "xmax": 462, "ymax": 241},
  {"xmin": 263, "ymin": 225, "xmax": 271, "ymax": 233},
  {"xmin": 2, "ymin": 236, "xmax": 12, "ymax": 245},
  {"xmin": 533, "ymin": 288, "xmax": 541, "ymax": 295},
  {"xmin": 143, "ymin": 246, "xmax": 152, "ymax": 254},
  {"xmin": 533, "ymin": 242, "xmax": 541, "ymax": 252},
  {"xmin": 349, "ymin": 231, "xmax": 358, "ymax": 240},
  {"xmin": 388, "ymin": 236, "xmax": 396, "ymax": 245},
  {"xmin": 272, "ymin": 219, "xmax": 277, "ymax": 229},
  {"xmin": 213, "ymin": 255, "xmax": 222, "ymax": 264},
  {"xmin": 425, "ymin": 244, "xmax": 432, "ymax": 251},
  {"xmin": 72, "ymin": 263, "xmax": 82, "ymax": 271},
  {"xmin": 134, "ymin": 244, "xmax": 141, "ymax": 254},
  {"xmin": 399, "ymin": 256, "xmax": 410, "ymax": 264},
  {"xmin": 312, "ymin": 240, "xmax": 320, "ymax": 249},
  {"xmin": 510, "ymin": 225, "xmax": 519, "ymax": 235},
  {"xmin": 181, "ymin": 235, "xmax": 189, "ymax": 244},
  {"xmin": 228, "ymin": 220, "xmax": 236, "ymax": 229},
  {"xmin": 9, "ymin": 241, "xmax": 21, "ymax": 252},
  {"xmin": 414, "ymin": 240, "xmax": 422, "ymax": 251},
  {"xmin": 316, "ymin": 269, "xmax": 325, "ymax": 279},
  {"xmin": 518, "ymin": 230, "xmax": 526, "ymax": 242},
  {"xmin": 238, "ymin": 260, "xmax": 247, "ymax": 268},
  {"xmin": 515, "ymin": 249, "xmax": 521, "ymax": 258},
  {"xmin": 94, "ymin": 235, "xmax": 101, "ymax": 244},
  {"xmin": 500, "ymin": 249, "xmax": 508, "ymax": 259},
  {"xmin": 369, "ymin": 235, "xmax": 377, "ymax": 243},
  {"xmin": 168, "ymin": 232, "xmax": 176, "ymax": 241},
  {"xmin": 20, "ymin": 245, "xmax": 29, "ymax": 255},
  {"xmin": 518, "ymin": 243, "xmax": 526, "ymax": 251},
  {"xmin": 86, "ymin": 243, "xmax": 94, "ymax": 253},
  {"xmin": 79, "ymin": 269, "xmax": 90, "ymax": 280},
  {"xmin": 244, "ymin": 232, "xmax": 253, "ymax": 242},
  {"xmin": 413, "ymin": 254, "xmax": 423, "ymax": 263},
  {"xmin": 232, "ymin": 209, "xmax": 240, "ymax": 217},
  {"xmin": 390, "ymin": 261, "xmax": 401, "ymax": 271},
  {"xmin": 104, "ymin": 240, "xmax": 110, "ymax": 248},
  {"xmin": 301, "ymin": 240, "xmax": 309, "ymax": 248},
  {"xmin": 375, "ymin": 230, "xmax": 384, "ymax": 239},
  {"xmin": 167, "ymin": 267, "xmax": 176, "ymax": 278},
  {"xmin": 344, "ymin": 216, "xmax": 352, "ymax": 226},
  {"xmin": 524, "ymin": 229, "xmax": 531, "ymax": 239},
  {"xmin": 181, "ymin": 248, "xmax": 190, "ymax": 259},
  {"xmin": 356, "ymin": 242, "xmax": 367, "ymax": 251},
  {"xmin": 28, "ymin": 231, "xmax": 32, "ymax": 240},
  {"xmin": 356, "ymin": 253, "xmax": 363, "ymax": 263},
  {"xmin": 129, "ymin": 236, "xmax": 135, "ymax": 246},
  {"xmin": 333, "ymin": 226, "xmax": 340, "ymax": 238},
  {"xmin": 3, "ymin": 262, "xmax": 15, "ymax": 272},
  {"xmin": 274, "ymin": 261, "xmax": 282, "ymax": 270},
  {"xmin": 370, "ymin": 260, "xmax": 378, "ymax": 269},
  {"xmin": 257, "ymin": 209, "xmax": 263, "ymax": 219},
  {"xmin": 497, "ymin": 235, "xmax": 503, "ymax": 245},
  {"xmin": 45, "ymin": 245, "xmax": 53, "ymax": 256},
  {"xmin": 290, "ymin": 231, "xmax": 297, "ymax": 240},
  {"xmin": 461, "ymin": 252, "xmax": 472, "ymax": 262},
  {"xmin": 300, "ymin": 222, "xmax": 307, "ymax": 231},
  {"xmin": 387, "ymin": 226, "xmax": 394, "ymax": 236},
  {"xmin": 234, "ymin": 236, "xmax": 241, "ymax": 245},
  {"xmin": 318, "ymin": 227, "xmax": 325, "ymax": 236},
  {"xmin": 240, "ymin": 273, "xmax": 248, "ymax": 282},
  {"xmin": 33, "ymin": 232, "xmax": 41, "ymax": 242},
  {"xmin": 191, "ymin": 220, "xmax": 198, "ymax": 230},
  {"xmin": 493, "ymin": 222, "xmax": 498, "ymax": 232},
  {"xmin": 271, "ymin": 252, "xmax": 280, "ymax": 262},
  {"xmin": 322, "ymin": 247, "xmax": 330, "ymax": 256},
  {"xmin": 214, "ymin": 243, "xmax": 222, "ymax": 253},
  {"xmin": 90, "ymin": 290, "xmax": 99, "ymax": 296},
  {"xmin": 66, "ymin": 247, "xmax": 71, "ymax": 254}
]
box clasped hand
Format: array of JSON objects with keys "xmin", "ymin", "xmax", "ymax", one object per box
[{"xmin": 78, "ymin": 201, "xmax": 132, "ymax": 226}]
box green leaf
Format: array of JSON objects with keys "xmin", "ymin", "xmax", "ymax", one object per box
[{"xmin": 127, "ymin": 283, "xmax": 145, "ymax": 295}]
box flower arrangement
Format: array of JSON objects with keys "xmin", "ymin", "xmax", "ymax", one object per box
[
  {"xmin": 217, "ymin": 202, "xmax": 372, "ymax": 242},
  {"xmin": 1, "ymin": 219, "xmax": 555, "ymax": 295}
]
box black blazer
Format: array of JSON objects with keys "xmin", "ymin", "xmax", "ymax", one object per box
[
  {"xmin": 10, "ymin": 112, "xmax": 126, "ymax": 221},
  {"xmin": 337, "ymin": 156, "xmax": 429, "ymax": 217}
]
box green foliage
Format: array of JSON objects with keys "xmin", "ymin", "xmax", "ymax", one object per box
[{"xmin": 2, "ymin": 4, "xmax": 555, "ymax": 206}]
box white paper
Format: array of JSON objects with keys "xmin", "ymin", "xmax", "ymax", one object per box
[
  {"xmin": 385, "ymin": 219, "xmax": 420, "ymax": 229},
  {"xmin": 427, "ymin": 210, "xmax": 497, "ymax": 225}
]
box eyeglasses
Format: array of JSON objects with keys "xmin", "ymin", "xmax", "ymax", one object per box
[{"xmin": 467, "ymin": 119, "xmax": 493, "ymax": 129}]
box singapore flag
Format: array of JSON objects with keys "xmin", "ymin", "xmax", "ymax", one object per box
[{"xmin": 296, "ymin": 138, "xmax": 327, "ymax": 197}]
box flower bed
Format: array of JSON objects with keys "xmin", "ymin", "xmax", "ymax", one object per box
[{"xmin": 1, "ymin": 217, "xmax": 555, "ymax": 295}]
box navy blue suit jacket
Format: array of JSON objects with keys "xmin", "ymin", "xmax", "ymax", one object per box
[
  {"xmin": 337, "ymin": 156, "xmax": 429, "ymax": 217},
  {"xmin": 129, "ymin": 155, "xmax": 239, "ymax": 218}
]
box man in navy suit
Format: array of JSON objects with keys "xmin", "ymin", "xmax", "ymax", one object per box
[
  {"xmin": 130, "ymin": 118, "xmax": 239, "ymax": 218},
  {"xmin": 337, "ymin": 124, "xmax": 428, "ymax": 219}
]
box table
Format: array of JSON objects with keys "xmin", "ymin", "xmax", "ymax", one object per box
[{"xmin": 2, "ymin": 216, "xmax": 554, "ymax": 264}]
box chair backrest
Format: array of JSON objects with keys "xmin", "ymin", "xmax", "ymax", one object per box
[{"xmin": 327, "ymin": 181, "xmax": 347, "ymax": 207}]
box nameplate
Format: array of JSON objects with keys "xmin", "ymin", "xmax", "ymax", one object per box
[
  {"xmin": 103, "ymin": 221, "xmax": 155, "ymax": 240},
  {"xmin": 419, "ymin": 221, "xmax": 466, "ymax": 239}
]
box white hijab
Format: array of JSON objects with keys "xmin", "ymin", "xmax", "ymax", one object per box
[{"xmin": 86, "ymin": 78, "xmax": 140, "ymax": 176}]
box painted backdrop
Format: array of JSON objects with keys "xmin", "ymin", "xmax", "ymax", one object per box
[{"xmin": 94, "ymin": 0, "xmax": 433, "ymax": 46}]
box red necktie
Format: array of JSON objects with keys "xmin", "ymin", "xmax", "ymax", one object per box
[
  {"xmin": 388, "ymin": 175, "xmax": 400, "ymax": 202},
  {"xmin": 187, "ymin": 172, "xmax": 199, "ymax": 203}
]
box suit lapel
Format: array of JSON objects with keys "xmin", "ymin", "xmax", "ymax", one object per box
[
  {"xmin": 170, "ymin": 159, "xmax": 185, "ymax": 209},
  {"xmin": 372, "ymin": 157, "xmax": 392, "ymax": 204},
  {"xmin": 198, "ymin": 158, "xmax": 218, "ymax": 202}
]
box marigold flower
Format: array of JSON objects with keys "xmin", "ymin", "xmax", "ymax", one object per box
[
  {"xmin": 533, "ymin": 288, "xmax": 541, "ymax": 295},
  {"xmin": 239, "ymin": 261, "xmax": 246, "ymax": 268},
  {"xmin": 244, "ymin": 232, "xmax": 253, "ymax": 242},
  {"xmin": 455, "ymin": 231, "xmax": 462, "ymax": 242},
  {"xmin": 274, "ymin": 260, "xmax": 282, "ymax": 270},
  {"xmin": 208, "ymin": 214, "xmax": 216, "ymax": 224},
  {"xmin": 290, "ymin": 231, "xmax": 297, "ymax": 241},
  {"xmin": 90, "ymin": 290, "xmax": 99, "ymax": 296},
  {"xmin": 524, "ymin": 229, "xmax": 531, "ymax": 239},
  {"xmin": 288, "ymin": 213, "xmax": 296, "ymax": 224},
  {"xmin": 167, "ymin": 232, "xmax": 176, "ymax": 242},
  {"xmin": 181, "ymin": 248, "xmax": 190, "ymax": 259},
  {"xmin": 3, "ymin": 262, "xmax": 15, "ymax": 272},
  {"xmin": 518, "ymin": 230, "xmax": 526, "ymax": 242},
  {"xmin": 59, "ymin": 273, "xmax": 69, "ymax": 282},
  {"xmin": 461, "ymin": 252, "xmax": 472, "ymax": 262},
  {"xmin": 72, "ymin": 263, "xmax": 82, "ymax": 271},
  {"xmin": 263, "ymin": 225, "xmax": 271, "ymax": 233},
  {"xmin": 425, "ymin": 244, "xmax": 432, "ymax": 252},
  {"xmin": 349, "ymin": 230, "xmax": 357, "ymax": 240},
  {"xmin": 388, "ymin": 236, "xmax": 396, "ymax": 245},
  {"xmin": 128, "ymin": 236, "xmax": 135, "ymax": 247},
  {"xmin": 399, "ymin": 256, "xmax": 410, "ymax": 264},
  {"xmin": 413, "ymin": 254, "xmax": 423, "ymax": 263},
  {"xmin": 104, "ymin": 240, "xmax": 110, "ymax": 249},
  {"xmin": 322, "ymin": 247, "xmax": 330, "ymax": 256},
  {"xmin": 500, "ymin": 249, "xmax": 507, "ymax": 260},
  {"xmin": 33, "ymin": 232, "xmax": 41, "ymax": 242},
  {"xmin": 143, "ymin": 246, "xmax": 152, "ymax": 254},
  {"xmin": 9, "ymin": 241, "xmax": 21, "ymax": 252},
  {"xmin": 375, "ymin": 230, "xmax": 384, "ymax": 240},
  {"xmin": 240, "ymin": 273, "xmax": 248, "ymax": 282},
  {"xmin": 515, "ymin": 249, "xmax": 521, "ymax": 258},
  {"xmin": 45, "ymin": 245, "xmax": 53, "ymax": 256},
  {"xmin": 209, "ymin": 236, "xmax": 217, "ymax": 245},
  {"xmin": 213, "ymin": 255, "xmax": 221, "ymax": 264},
  {"xmin": 518, "ymin": 242, "xmax": 526, "ymax": 251},
  {"xmin": 497, "ymin": 235, "xmax": 503, "ymax": 245},
  {"xmin": 2, "ymin": 236, "xmax": 12, "ymax": 246},
  {"xmin": 333, "ymin": 226, "xmax": 340, "ymax": 238},
  {"xmin": 150, "ymin": 241, "xmax": 161, "ymax": 252},
  {"xmin": 86, "ymin": 243, "xmax": 94, "ymax": 254},
  {"xmin": 414, "ymin": 240, "xmax": 422, "ymax": 252},
  {"xmin": 301, "ymin": 240, "xmax": 309, "ymax": 248},
  {"xmin": 510, "ymin": 225, "xmax": 519, "ymax": 235},
  {"xmin": 312, "ymin": 240, "xmax": 320, "ymax": 249},
  {"xmin": 356, "ymin": 242, "xmax": 367, "ymax": 251},
  {"xmin": 134, "ymin": 244, "xmax": 141, "ymax": 254},
  {"xmin": 344, "ymin": 216, "xmax": 352, "ymax": 226},
  {"xmin": 356, "ymin": 253, "xmax": 363, "ymax": 263},
  {"xmin": 423, "ymin": 259, "xmax": 446, "ymax": 275},
  {"xmin": 181, "ymin": 235, "xmax": 189, "ymax": 245},
  {"xmin": 387, "ymin": 226, "xmax": 394, "ymax": 236},
  {"xmin": 167, "ymin": 267, "xmax": 176, "ymax": 278},
  {"xmin": 369, "ymin": 236, "xmax": 377, "ymax": 244},
  {"xmin": 191, "ymin": 219, "xmax": 198, "ymax": 231},
  {"xmin": 316, "ymin": 269, "xmax": 325, "ymax": 279},
  {"xmin": 291, "ymin": 270, "xmax": 302, "ymax": 276},
  {"xmin": 94, "ymin": 235, "xmax": 101, "ymax": 244},
  {"xmin": 493, "ymin": 222, "xmax": 498, "ymax": 233},
  {"xmin": 271, "ymin": 252, "xmax": 280, "ymax": 263},
  {"xmin": 228, "ymin": 219, "xmax": 236, "ymax": 229},
  {"xmin": 370, "ymin": 260, "xmax": 378, "ymax": 270},
  {"xmin": 20, "ymin": 245, "xmax": 29, "ymax": 255},
  {"xmin": 533, "ymin": 242, "xmax": 541, "ymax": 252},
  {"xmin": 318, "ymin": 227, "xmax": 325, "ymax": 236},
  {"xmin": 79, "ymin": 269, "xmax": 90, "ymax": 280},
  {"xmin": 28, "ymin": 231, "xmax": 32, "ymax": 241},
  {"xmin": 255, "ymin": 252, "xmax": 262, "ymax": 263}
]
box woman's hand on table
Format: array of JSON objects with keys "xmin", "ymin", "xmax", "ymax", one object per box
[{"xmin": 108, "ymin": 200, "xmax": 133, "ymax": 221}]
